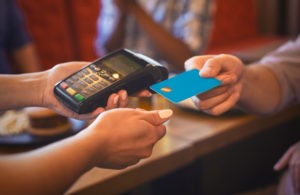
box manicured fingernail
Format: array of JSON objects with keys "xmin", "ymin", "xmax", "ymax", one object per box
[
  {"xmin": 158, "ymin": 109, "xmax": 173, "ymax": 119},
  {"xmin": 114, "ymin": 95, "xmax": 119, "ymax": 105},
  {"xmin": 121, "ymin": 91, "xmax": 127, "ymax": 100}
]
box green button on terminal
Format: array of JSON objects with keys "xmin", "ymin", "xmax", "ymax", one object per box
[{"xmin": 74, "ymin": 94, "xmax": 85, "ymax": 102}]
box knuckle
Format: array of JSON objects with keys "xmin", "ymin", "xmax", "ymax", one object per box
[
  {"xmin": 231, "ymin": 74, "xmax": 238, "ymax": 83},
  {"xmin": 142, "ymin": 149, "xmax": 153, "ymax": 158},
  {"xmin": 198, "ymin": 101, "xmax": 210, "ymax": 110},
  {"xmin": 151, "ymin": 113, "xmax": 161, "ymax": 126},
  {"xmin": 226, "ymin": 88, "xmax": 233, "ymax": 97}
]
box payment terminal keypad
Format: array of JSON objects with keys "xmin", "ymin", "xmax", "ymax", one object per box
[{"xmin": 57, "ymin": 63, "xmax": 123, "ymax": 103}]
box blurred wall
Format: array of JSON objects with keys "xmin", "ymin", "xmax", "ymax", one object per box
[
  {"xmin": 256, "ymin": 0, "xmax": 300, "ymax": 37},
  {"xmin": 18, "ymin": 0, "xmax": 100, "ymax": 70}
]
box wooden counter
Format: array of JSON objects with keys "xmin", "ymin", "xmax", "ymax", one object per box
[
  {"xmin": 67, "ymin": 104, "xmax": 300, "ymax": 194},
  {"xmin": 168, "ymin": 104, "xmax": 300, "ymax": 157},
  {"xmin": 67, "ymin": 133, "xmax": 194, "ymax": 194}
]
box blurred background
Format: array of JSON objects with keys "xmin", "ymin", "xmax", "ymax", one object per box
[{"xmin": 17, "ymin": 0, "xmax": 299, "ymax": 70}]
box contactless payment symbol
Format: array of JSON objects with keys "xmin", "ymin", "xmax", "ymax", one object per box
[{"xmin": 150, "ymin": 69, "xmax": 221, "ymax": 104}]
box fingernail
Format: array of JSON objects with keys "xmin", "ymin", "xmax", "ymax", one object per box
[
  {"xmin": 146, "ymin": 91, "xmax": 152, "ymax": 97},
  {"xmin": 121, "ymin": 91, "xmax": 127, "ymax": 100},
  {"xmin": 114, "ymin": 95, "xmax": 119, "ymax": 105},
  {"xmin": 200, "ymin": 67, "xmax": 212, "ymax": 77},
  {"xmin": 158, "ymin": 109, "xmax": 173, "ymax": 119},
  {"xmin": 202, "ymin": 66, "xmax": 210, "ymax": 72},
  {"xmin": 273, "ymin": 163, "xmax": 279, "ymax": 170}
]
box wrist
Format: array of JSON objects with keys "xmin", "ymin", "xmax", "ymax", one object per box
[
  {"xmin": 237, "ymin": 66, "xmax": 248, "ymax": 105},
  {"xmin": 34, "ymin": 71, "xmax": 49, "ymax": 107},
  {"xmin": 24, "ymin": 72, "xmax": 46, "ymax": 107},
  {"xmin": 76, "ymin": 124, "xmax": 108, "ymax": 168},
  {"xmin": 0, "ymin": 72, "xmax": 46, "ymax": 110}
]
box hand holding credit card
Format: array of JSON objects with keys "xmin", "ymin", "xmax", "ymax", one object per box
[{"xmin": 150, "ymin": 69, "xmax": 221, "ymax": 104}]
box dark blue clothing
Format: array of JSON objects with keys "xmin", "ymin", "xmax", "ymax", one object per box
[{"xmin": 0, "ymin": 0, "xmax": 31, "ymax": 73}]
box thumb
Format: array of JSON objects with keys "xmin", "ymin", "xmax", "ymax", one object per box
[
  {"xmin": 184, "ymin": 55, "xmax": 214, "ymax": 71},
  {"xmin": 140, "ymin": 109, "xmax": 173, "ymax": 126},
  {"xmin": 200, "ymin": 57, "xmax": 223, "ymax": 78}
]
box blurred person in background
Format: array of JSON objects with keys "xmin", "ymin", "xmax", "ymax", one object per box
[
  {"xmin": 96, "ymin": 0, "xmax": 215, "ymax": 73},
  {"xmin": 0, "ymin": 0, "xmax": 41, "ymax": 74},
  {"xmin": 185, "ymin": 35, "xmax": 300, "ymax": 194}
]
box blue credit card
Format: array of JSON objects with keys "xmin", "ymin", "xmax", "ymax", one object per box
[{"xmin": 150, "ymin": 69, "xmax": 221, "ymax": 104}]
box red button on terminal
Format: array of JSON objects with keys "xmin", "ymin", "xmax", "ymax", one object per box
[{"xmin": 60, "ymin": 82, "xmax": 68, "ymax": 89}]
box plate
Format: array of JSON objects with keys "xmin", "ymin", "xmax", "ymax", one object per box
[{"xmin": 0, "ymin": 118, "xmax": 86, "ymax": 146}]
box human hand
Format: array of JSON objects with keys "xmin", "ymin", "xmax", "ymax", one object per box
[
  {"xmin": 274, "ymin": 141, "xmax": 300, "ymax": 193},
  {"xmin": 40, "ymin": 62, "xmax": 130, "ymax": 120},
  {"xmin": 83, "ymin": 108, "xmax": 173, "ymax": 169},
  {"xmin": 184, "ymin": 54, "xmax": 244, "ymax": 115}
]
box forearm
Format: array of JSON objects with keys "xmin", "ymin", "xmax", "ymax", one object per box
[
  {"xmin": 0, "ymin": 131, "xmax": 100, "ymax": 194},
  {"xmin": 238, "ymin": 64, "xmax": 281, "ymax": 114},
  {"xmin": 128, "ymin": 2, "xmax": 194, "ymax": 72},
  {"xmin": 0, "ymin": 72, "xmax": 45, "ymax": 111},
  {"xmin": 104, "ymin": 13, "xmax": 128, "ymax": 53}
]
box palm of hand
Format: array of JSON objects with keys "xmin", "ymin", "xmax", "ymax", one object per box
[{"xmin": 41, "ymin": 62, "xmax": 103, "ymax": 120}]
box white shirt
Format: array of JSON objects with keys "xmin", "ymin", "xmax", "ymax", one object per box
[{"xmin": 96, "ymin": 0, "xmax": 215, "ymax": 64}]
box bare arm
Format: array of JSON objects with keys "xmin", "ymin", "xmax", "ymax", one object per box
[
  {"xmin": 185, "ymin": 54, "xmax": 281, "ymax": 115},
  {"xmin": 126, "ymin": 1, "xmax": 194, "ymax": 72},
  {"xmin": 0, "ymin": 62, "xmax": 131, "ymax": 120},
  {"xmin": 0, "ymin": 108, "xmax": 172, "ymax": 194},
  {"xmin": 0, "ymin": 60, "xmax": 174, "ymax": 194},
  {"xmin": 0, "ymin": 72, "xmax": 44, "ymax": 111},
  {"xmin": 103, "ymin": 11, "xmax": 128, "ymax": 52},
  {"xmin": 0, "ymin": 133, "xmax": 96, "ymax": 195},
  {"xmin": 238, "ymin": 64, "xmax": 281, "ymax": 114}
]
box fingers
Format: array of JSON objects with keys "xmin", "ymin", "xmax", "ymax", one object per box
[
  {"xmin": 133, "ymin": 90, "xmax": 152, "ymax": 97},
  {"xmin": 140, "ymin": 109, "xmax": 173, "ymax": 125},
  {"xmin": 197, "ymin": 85, "xmax": 231, "ymax": 100},
  {"xmin": 153, "ymin": 125, "xmax": 167, "ymax": 141},
  {"xmin": 291, "ymin": 161, "xmax": 300, "ymax": 193},
  {"xmin": 106, "ymin": 90, "xmax": 129, "ymax": 109},
  {"xmin": 136, "ymin": 109, "xmax": 173, "ymax": 139},
  {"xmin": 106, "ymin": 93, "xmax": 119, "ymax": 109},
  {"xmin": 193, "ymin": 83, "xmax": 241, "ymax": 115},
  {"xmin": 274, "ymin": 145, "xmax": 296, "ymax": 171},
  {"xmin": 184, "ymin": 54, "xmax": 244, "ymax": 115},
  {"xmin": 64, "ymin": 90, "xmax": 128, "ymax": 120},
  {"xmin": 184, "ymin": 55, "xmax": 214, "ymax": 71},
  {"xmin": 185, "ymin": 55, "xmax": 226, "ymax": 78},
  {"xmin": 273, "ymin": 142, "xmax": 300, "ymax": 193},
  {"xmin": 199, "ymin": 57, "xmax": 223, "ymax": 77},
  {"xmin": 117, "ymin": 90, "xmax": 128, "ymax": 107},
  {"xmin": 185, "ymin": 54, "xmax": 243, "ymax": 83},
  {"xmin": 195, "ymin": 86, "xmax": 234, "ymax": 110},
  {"xmin": 208, "ymin": 89, "xmax": 240, "ymax": 115},
  {"xmin": 215, "ymin": 72, "xmax": 239, "ymax": 86}
]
